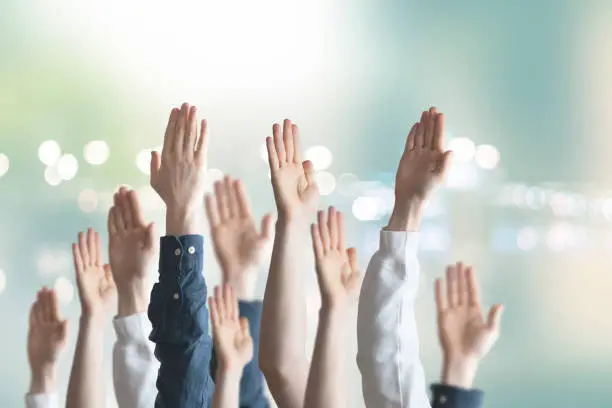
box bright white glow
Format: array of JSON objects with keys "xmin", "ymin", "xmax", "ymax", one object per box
[
  {"xmin": 38, "ymin": 140, "xmax": 62, "ymax": 166},
  {"xmin": 54, "ymin": 276, "xmax": 74, "ymax": 305},
  {"xmin": 57, "ymin": 154, "xmax": 78, "ymax": 180},
  {"xmin": 524, "ymin": 187, "xmax": 547, "ymax": 210},
  {"xmin": 546, "ymin": 223, "xmax": 576, "ymax": 251},
  {"xmin": 44, "ymin": 166, "xmax": 62, "ymax": 186},
  {"xmin": 83, "ymin": 140, "xmax": 110, "ymax": 165},
  {"xmin": 475, "ymin": 144, "xmax": 500, "ymax": 169},
  {"xmin": 352, "ymin": 196, "xmax": 385, "ymax": 221},
  {"xmin": 136, "ymin": 149, "xmax": 151, "ymax": 175},
  {"xmin": 602, "ymin": 199, "xmax": 612, "ymax": 221},
  {"xmin": 337, "ymin": 173, "xmax": 359, "ymax": 196},
  {"xmin": 78, "ymin": 189, "xmax": 99, "ymax": 212},
  {"xmin": 37, "ymin": 250, "xmax": 73, "ymax": 276},
  {"xmin": 49, "ymin": 0, "xmax": 329, "ymax": 92},
  {"xmin": 447, "ymin": 137, "xmax": 475, "ymax": 163},
  {"xmin": 259, "ymin": 143, "xmax": 269, "ymax": 163},
  {"xmin": 445, "ymin": 162, "xmax": 479, "ymax": 190},
  {"xmin": 0, "ymin": 268, "xmax": 5, "ymax": 293},
  {"xmin": 0, "ymin": 153, "xmax": 9, "ymax": 178},
  {"xmin": 420, "ymin": 227, "xmax": 451, "ymax": 251},
  {"xmin": 136, "ymin": 185, "xmax": 163, "ymax": 212},
  {"xmin": 517, "ymin": 227, "xmax": 538, "ymax": 250},
  {"xmin": 315, "ymin": 171, "xmax": 336, "ymax": 196},
  {"xmin": 305, "ymin": 146, "xmax": 333, "ymax": 171}
]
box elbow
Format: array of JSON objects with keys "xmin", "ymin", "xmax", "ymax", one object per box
[{"xmin": 258, "ymin": 350, "xmax": 302, "ymax": 388}]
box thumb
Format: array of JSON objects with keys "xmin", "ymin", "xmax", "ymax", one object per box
[
  {"xmin": 150, "ymin": 151, "xmax": 161, "ymax": 184},
  {"xmin": 60, "ymin": 319, "xmax": 69, "ymax": 337},
  {"xmin": 437, "ymin": 150, "xmax": 453, "ymax": 178},
  {"xmin": 259, "ymin": 213, "xmax": 274, "ymax": 241},
  {"xmin": 302, "ymin": 160, "xmax": 319, "ymax": 200},
  {"xmin": 145, "ymin": 222, "xmax": 157, "ymax": 249},
  {"xmin": 103, "ymin": 264, "xmax": 115, "ymax": 289},
  {"xmin": 486, "ymin": 304, "xmax": 504, "ymax": 331},
  {"xmin": 239, "ymin": 317, "xmax": 251, "ymax": 339}
]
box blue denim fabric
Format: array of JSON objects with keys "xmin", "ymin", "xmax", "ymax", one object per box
[
  {"xmin": 431, "ymin": 384, "xmax": 484, "ymax": 408},
  {"xmin": 210, "ymin": 300, "xmax": 269, "ymax": 408},
  {"xmin": 149, "ymin": 235, "xmax": 215, "ymax": 408}
]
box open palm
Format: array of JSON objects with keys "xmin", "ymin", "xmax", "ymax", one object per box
[
  {"xmin": 396, "ymin": 108, "xmax": 452, "ymax": 202},
  {"xmin": 210, "ymin": 285, "xmax": 253, "ymax": 369},
  {"xmin": 266, "ymin": 119, "xmax": 319, "ymax": 218},
  {"xmin": 73, "ymin": 228, "xmax": 116, "ymax": 316},
  {"xmin": 27, "ymin": 288, "xmax": 68, "ymax": 371},
  {"xmin": 435, "ymin": 262, "xmax": 503, "ymax": 361}
]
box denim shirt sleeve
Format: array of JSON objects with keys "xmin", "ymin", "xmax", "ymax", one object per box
[
  {"xmin": 211, "ymin": 300, "xmax": 269, "ymax": 408},
  {"xmin": 430, "ymin": 384, "xmax": 484, "ymax": 408},
  {"xmin": 148, "ymin": 235, "xmax": 215, "ymax": 408}
]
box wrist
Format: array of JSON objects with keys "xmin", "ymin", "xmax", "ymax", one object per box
[
  {"xmin": 224, "ymin": 270, "xmax": 257, "ymax": 301},
  {"xmin": 319, "ymin": 302, "xmax": 350, "ymax": 320},
  {"xmin": 386, "ymin": 198, "xmax": 424, "ymax": 231},
  {"xmin": 80, "ymin": 312, "xmax": 106, "ymax": 327},
  {"xmin": 117, "ymin": 280, "xmax": 149, "ymax": 316},
  {"xmin": 29, "ymin": 367, "xmax": 56, "ymax": 394},
  {"xmin": 166, "ymin": 206, "xmax": 203, "ymax": 236},
  {"xmin": 216, "ymin": 360, "xmax": 246, "ymax": 377},
  {"xmin": 441, "ymin": 356, "xmax": 479, "ymax": 389}
]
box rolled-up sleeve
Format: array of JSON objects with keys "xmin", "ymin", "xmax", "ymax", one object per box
[
  {"xmin": 24, "ymin": 393, "xmax": 58, "ymax": 408},
  {"xmin": 148, "ymin": 235, "xmax": 214, "ymax": 408},
  {"xmin": 356, "ymin": 231, "xmax": 430, "ymax": 408},
  {"xmin": 430, "ymin": 384, "xmax": 483, "ymax": 408}
]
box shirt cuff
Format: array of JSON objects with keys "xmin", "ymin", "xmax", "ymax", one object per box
[
  {"xmin": 379, "ymin": 230, "xmax": 419, "ymax": 257},
  {"xmin": 431, "ymin": 384, "xmax": 484, "ymax": 408},
  {"xmin": 25, "ymin": 393, "xmax": 58, "ymax": 408},
  {"xmin": 159, "ymin": 235, "xmax": 204, "ymax": 279},
  {"xmin": 114, "ymin": 312, "xmax": 152, "ymax": 343}
]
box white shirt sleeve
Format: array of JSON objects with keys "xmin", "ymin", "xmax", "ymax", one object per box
[
  {"xmin": 356, "ymin": 231, "xmax": 431, "ymax": 408},
  {"xmin": 112, "ymin": 313, "xmax": 159, "ymax": 408},
  {"xmin": 24, "ymin": 393, "xmax": 58, "ymax": 408}
]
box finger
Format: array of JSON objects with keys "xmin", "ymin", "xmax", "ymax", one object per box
[
  {"xmin": 194, "ymin": 119, "xmax": 208, "ymax": 164},
  {"xmin": 457, "ymin": 262, "xmax": 467, "ymax": 305},
  {"xmin": 446, "ymin": 264, "xmax": 459, "ymax": 307},
  {"xmin": 78, "ymin": 231, "xmax": 89, "ymax": 266},
  {"xmin": 432, "ymin": 113, "xmax": 445, "ymax": 151},
  {"xmin": 266, "ymin": 136, "xmax": 279, "ymax": 171},
  {"xmin": 150, "ymin": 151, "xmax": 161, "ymax": 186},
  {"xmin": 225, "ymin": 176, "xmax": 239, "ymax": 219},
  {"xmin": 260, "ymin": 213, "xmax": 274, "ymax": 241},
  {"xmin": 425, "ymin": 107, "xmax": 437, "ymax": 148},
  {"xmin": 239, "ymin": 317, "xmax": 251, "ymax": 339},
  {"xmin": 107, "ymin": 207, "xmax": 118, "ymax": 237},
  {"xmin": 41, "ymin": 290, "xmax": 53, "ymax": 322},
  {"xmin": 119, "ymin": 189, "xmax": 134, "ymax": 230},
  {"xmin": 486, "ymin": 304, "xmax": 504, "ymax": 331},
  {"xmin": 93, "ymin": 230, "xmax": 102, "ymax": 266},
  {"xmin": 273, "ymin": 123, "xmax": 287, "ymax": 165},
  {"xmin": 174, "ymin": 103, "xmax": 189, "ymax": 156},
  {"xmin": 127, "ymin": 189, "xmax": 146, "ymax": 227},
  {"xmin": 283, "ymin": 119, "xmax": 294, "ymax": 163},
  {"xmin": 162, "ymin": 108, "xmax": 179, "ymax": 156},
  {"xmin": 113, "ymin": 193, "xmax": 127, "ymax": 232},
  {"xmin": 404, "ymin": 123, "xmax": 418, "ymax": 152},
  {"xmin": 311, "ymin": 223, "xmax": 324, "ymax": 260},
  {"xmin": 415, "ymin": 111, "xmax": 427, "ymax": 148},
  {"xmin": 435, "ymin": 279, "xmax": 447, "ymax": 312},
  {"xmin": 209, "ymin": 297, "xmax": 220, "ymax": 327},
  {"xmin": 466, "ymin": 266, "xmax": 481, "ymax": 307},
  {"xmin": 317, "ymin": 210, "xmax": 330, "ymax": 250},
  {"xmin": 48, "ymin": 289, "xmax": 61, "ymax": 322},
  {"xmin": 214, "ymin": 285, "xmax": 225, "ymax": 323},
  {"xmin": 72, "ymin": 242, "xmax": 84, "ymax": 274},
  {"xmin": 337, "ymin": 211, "xmax": 346, "ymax": 251},
  {"xmin": 292, "ymin": 124, "xmax": 302, "ymax": 164},
  {"xmin": 103, "ymin": 264, "xmax": 115, "ymax": 288},
  {"xmin": 234, "ymin": 179, "xmax": 252, "ymax": 219},
  {"xmin": 184, "ymin": 105, "xmax": 198, "ymax": 158},
  {"xmin": 214, "ymin": 180, "xmax": 230, "ymax": 222},
  {"xmin": 302, "ymin": 159, "xmax": 315, "ymax": 187},
  {"xmin": 29, "ymin": 302, "xmax": 37, "ymax": 327},
  {"xmin": 204, "ymin": 194, "xmax": 220, "ymax": 227},
  {"xmin": 328, "ymin": 207, "xmax": 338, "ymax": 250},
  {"xmin": 347, "ymin": 247, "xmax": 359, "ymax": 272},
  {"xmin": 34, "ymin": 296, "xmax": 46, "ymax": 326}
]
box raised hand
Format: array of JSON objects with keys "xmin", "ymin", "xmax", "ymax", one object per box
[
  {"xmin": 72, "ymin": 228, "xmax": 116, "ymax": 317},
  {"xmin": 266, "ymin": 119, "xmax": 318, "ymax": 221},
  {"xmin": 435, "ymin": 262, "xmax": 503, "ymax": 387},
  {"xmin": 311, "ymin": 207, "xmax": 361, "ymax": 309},
  {"xmin": 108, "ymin": 187, "xmax": 157, "ymax": 315},
  {"xmin": 150, "ymin": 103, "xmax": 208, "ymax": 235},
  {"xmin": 389, "ymin": 108, "xmax": 452, "ymax": 231},
  {"xmin": 209, "ymin": 284, "xmax": 253, "ymax": 371},
  {"xmin": 205, "ymin": 175, "xmax": 273, "ymax": 299},
  {"xmin": 27, "ymin": 288, "xmax": 68, "ymax": 393}
]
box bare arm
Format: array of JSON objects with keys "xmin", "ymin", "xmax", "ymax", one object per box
[{"xmin": 259, "ymin": 120, "xmax": 319, "ymax": 407}]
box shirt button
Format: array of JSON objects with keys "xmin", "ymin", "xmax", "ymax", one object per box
[
  {"xmin": 188, "ymin": 246, "xmax": 195, "ymax": 254},
  {"xmin": 174, "ymin": 248, "xmax": 181, "ymax": 256},
  {"xmin": 439, "ymin": 395, "xmax": 447, "ymax": 404},
  {"xmin": 173, "ymin": 293, "xmax": 179, "ymax": 300}
]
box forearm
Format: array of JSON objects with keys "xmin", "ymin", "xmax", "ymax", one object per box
[
  {"xmin": 66, "ymin": 315, "xmax": 105, "ymax": 408},
  {"xmin": 304, "ymin": 308, "xmax": 347, "ymax": 408},
  {"xmin": 117, "ymin": 281, "xmax": 150, "ymax": 317},
  {"xmin": 212, "ymin": 369, "xmax": 241, "ymax": 408},
  {"xmin": 259, "ymin": 219, "xmax": 309, "ymax": 405}
]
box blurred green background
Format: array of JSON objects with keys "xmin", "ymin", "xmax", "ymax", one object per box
[{"xmin": 1, "ymin": 0, "xmax": 611, "ymax": 407}]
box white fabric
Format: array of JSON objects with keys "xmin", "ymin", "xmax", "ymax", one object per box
[
  {"xmin": 356, "ymin": 231, "xmax": 430, "ymax": 408},
  {"xmin": 25, "ymin": 393, "xmax": 58, "ymax": 408}
]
